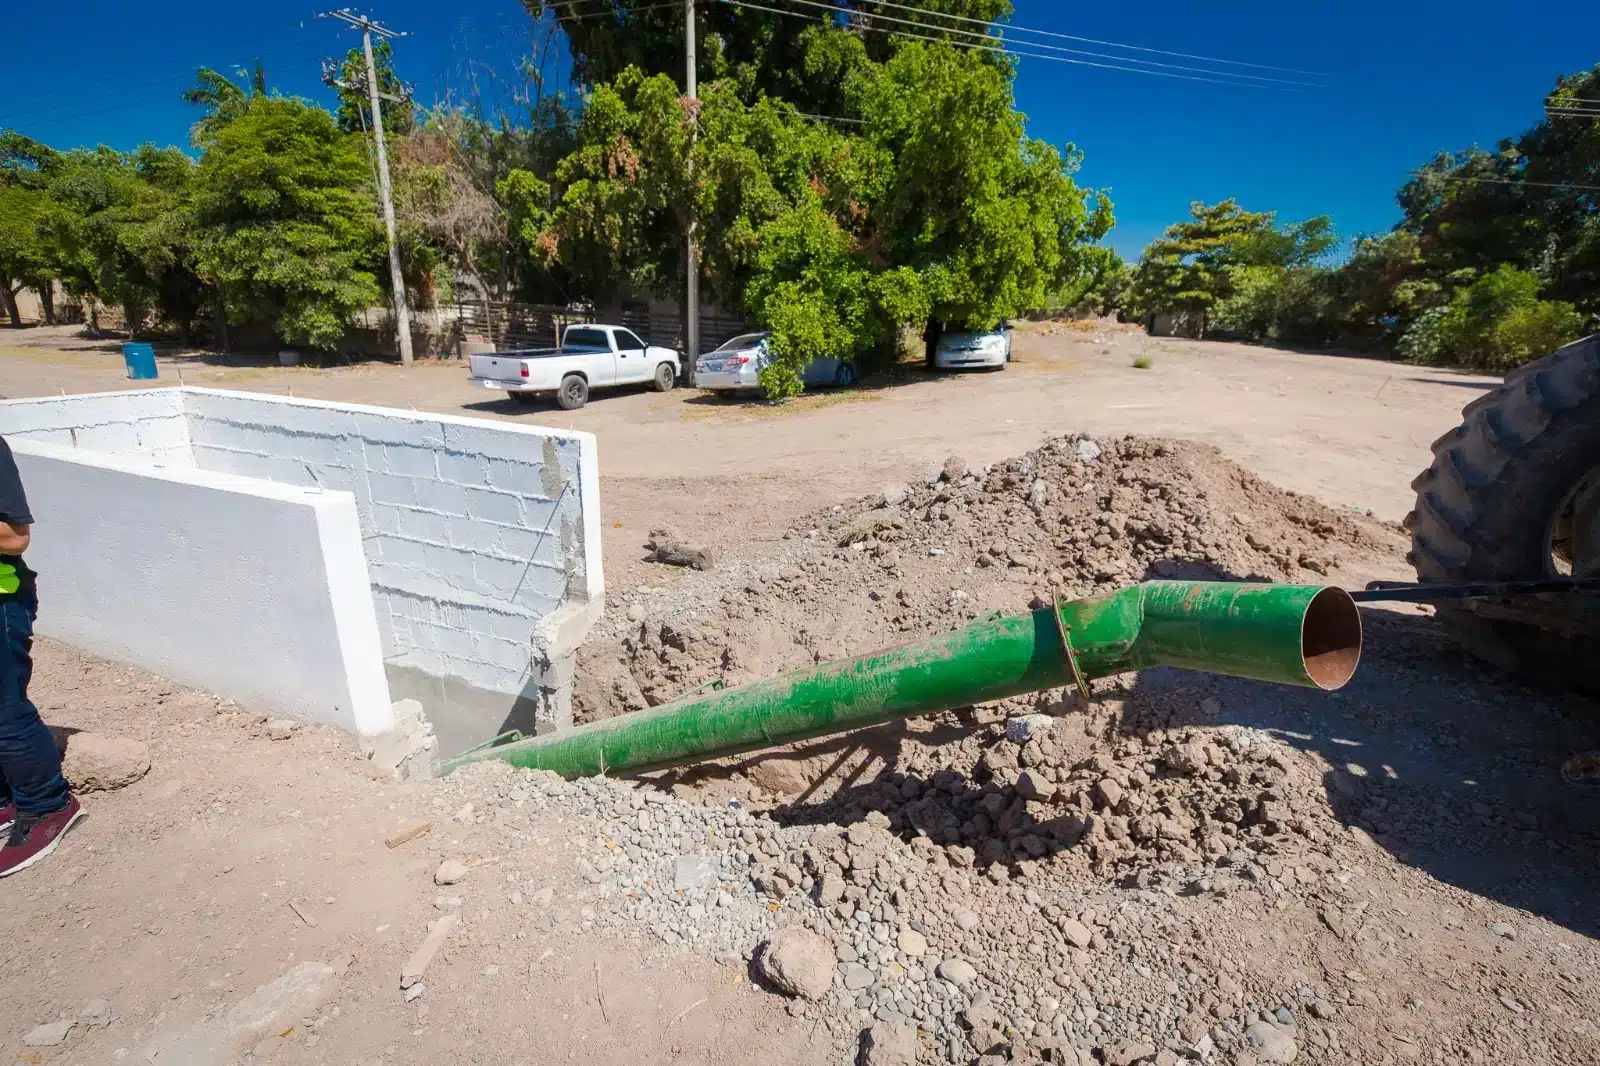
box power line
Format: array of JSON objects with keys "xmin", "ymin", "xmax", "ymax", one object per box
[
  {"xmin": 716, "ymin": 0, "xmax": 1298, "ymax": 89},
  {"xmin": 756, "ymin": 0, "xmax": 1318, "ymax": 87},
  {"xmin": 831, "ymin": 0, "xmax": 1324, "ymax": 77},
  {"xmin": 1413, "ymin": 173, "xmax": 1600, "ymax": 193}
]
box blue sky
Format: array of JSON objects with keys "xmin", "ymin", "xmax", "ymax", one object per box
[{"xmin": 2, "ymin": 1, "xmax": 1596, "ymax": 258}]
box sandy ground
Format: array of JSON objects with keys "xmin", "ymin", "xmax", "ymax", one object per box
[
  {"xmin": 1, "ymin": 325, "xmax": 1593, "ymax": 1066},
  {"xmin": 0, "ymin": 323, "xmax": 1494, "ymax": 592}
]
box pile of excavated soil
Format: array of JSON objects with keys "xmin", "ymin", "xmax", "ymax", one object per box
[{"xmin": 576, "ymin": 433, "xmax": 1401, "ymax": 722}]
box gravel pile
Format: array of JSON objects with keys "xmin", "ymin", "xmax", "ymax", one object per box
[
  {"xmin": 575, "ymin": 434, "xmax": 1397, "ymax": 722},
  {"xmin": 433, "ymin": 703, "xmax": 1381, "ymax": 1065}
]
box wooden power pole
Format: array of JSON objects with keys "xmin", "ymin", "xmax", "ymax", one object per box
[
  {"xmin": 322, "ymin": 8, "xmax": 414, "ymax": 366},
  {"xmin": 683, "ymin": 0, "xmax": 699, "ymax": 383}
]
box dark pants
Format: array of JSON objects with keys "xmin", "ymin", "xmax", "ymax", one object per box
[{"xmin": 0, "ymin": 592, "xmax": 68, "ymax": 816}]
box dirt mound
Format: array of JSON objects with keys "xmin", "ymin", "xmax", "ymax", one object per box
[{"xmin": 575, "ymin": 433, "xmax": 1399, "ymax": 722}]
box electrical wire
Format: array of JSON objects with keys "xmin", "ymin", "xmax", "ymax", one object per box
[
  {"xmin": 716, "ymin": 0, "xmax": 1297, "ymax": 89},
  {"xmin": 753, "ymin": 0, "xmax": 1319, "ymax": 87},
  {"xmin": 827, "ymin": 0, "xmax": 1324, "ymax": 77},
  {"xmin": 1412, "ymin": 173, "xmax": 1600, "ymax": 193}
]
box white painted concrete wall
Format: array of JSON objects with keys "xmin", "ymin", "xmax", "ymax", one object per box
[
  {"xmin": 0, "ymin": 388, "xmax": 604, "ymax": 755},
  {"xmin": 0, "ymin": 390, "xmax": 194, "ymax": 468},
  {"xmin": 8, "ymin": 440, "xmax": 392, "ymax": 734}
]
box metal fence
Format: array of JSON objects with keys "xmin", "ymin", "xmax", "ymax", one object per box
[{"xmin": 455, "ymin": 298, "xmax": 748, "ymax": 355}]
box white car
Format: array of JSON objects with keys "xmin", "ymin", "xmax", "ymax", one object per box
[
  {"xmin": 468, "ymin": 324, "xmax": 680, "ymax": 410},
  {"xmin": 694, "ymin": 332, "xmax": 857, "ymax": 391},
  {"xmin": 934, "ymin": 323, "xmax": 1013, "ymax": 370}
]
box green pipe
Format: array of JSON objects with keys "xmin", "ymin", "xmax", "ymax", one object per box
[{"xmin": 443, "ymin": 581, "xmax": 1362, "ymax": 779}]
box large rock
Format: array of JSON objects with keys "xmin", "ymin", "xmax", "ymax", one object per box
[
  {"xmin": 860, "ymin": 1019, "xmax": 918, "ymax": 1066},
  {"xmin": 145, "ymin": 961, "xmax": 334, "ymax": 1063},
  {"xmin": 62, "ymin": 733, "xmax": 150, "ymax": 792},
  {"xmin": 936, "ymin": 958, "xmax": 977, "ymax": 986},
  {"xmin": 758, "ymin": 927, "xmax": 834, "ymax": 1000},
  {"xmin": 1244, "ymin": 1021, "xmax": 1298, "ymax": 1064}
]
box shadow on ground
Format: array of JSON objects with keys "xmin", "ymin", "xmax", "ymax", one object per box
[{"xmin": 1116, "ymin": 606, "xmax": 1600, "ymax": 936}]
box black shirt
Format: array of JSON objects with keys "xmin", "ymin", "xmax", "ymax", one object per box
[{"xmin": 0, "ymin": 437, "xmax": 35, "ymax": 598}]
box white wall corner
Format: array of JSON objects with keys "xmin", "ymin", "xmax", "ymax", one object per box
[
  {"xmin": 573, "ymin": 429, "xmax": 604, "ymax": 604},
  {"xmin": 310, "ymin": 493, "xmax": 395, "ymax": 737}
]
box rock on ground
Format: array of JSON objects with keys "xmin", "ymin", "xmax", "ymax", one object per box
[
  {"xmin": 758, "ymin": 926, "xmax": 835, "ymax": 1000},
  {"xmin": 61, "ymin": 732, "xmax": 150, "ymax": 792},
  {"xmin": 1244, "ymin": 1020, "xmax": 1299, "ymax": 1064},
  {"xmin": 434, "ymin": 858, "xmax": 469, "ymax": 885},
  {"xmin": 23, "ymin": 1020, "xmax": 75, "ymax": 1047},
  {"xmin": 860, "ymin": 1019, "xmax": 918, "ymax": 1066},
  {"xmin": 144, "ymin": 961, "xmax": 334, "ymax": 1063}
]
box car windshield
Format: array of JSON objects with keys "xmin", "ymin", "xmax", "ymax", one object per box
[
  {"xmin": 712, "ymin": 333, "xmax": 768, "ymax": 353},
  {"xmin": 564, "ymin": 327, "xmax": 610, "ymax": 349}
]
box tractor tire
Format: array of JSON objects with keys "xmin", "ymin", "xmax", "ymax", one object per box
[{"xmin": 1405, "ymin": 334, "xmax": 1600, "ymax": 690}]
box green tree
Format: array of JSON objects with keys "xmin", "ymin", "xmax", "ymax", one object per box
[
  {"xmin": 1132, "ymin": 200, "xmax": 1334, "ymax": 335},
  {"xmin": 1405, "ymin": 265, "xmax": 1584, "ymax": 370},
  {"xmin": 182, "ymin": 61, "xmax": 268, "ymax": 144},
  {"xmin": 0, "ymin": 186, "xmax": 52, "ymax": 326},
  {"xmin": 191, "ymin": 97, "xmax": 382, "ymax": 349},
  {"xmin": 335, "ymin": 39, "xmax": 415, "ymax": 137}
]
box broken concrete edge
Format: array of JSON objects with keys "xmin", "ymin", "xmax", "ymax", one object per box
[
  {"xmin": 361, "ymin": 698, "xmax": 440, "ymax": 780},
  {"xmin": 527, "ymin": 595, "xmax": 604, "ymax": 735}
]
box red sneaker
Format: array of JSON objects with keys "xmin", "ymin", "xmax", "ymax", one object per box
[{"xmin": 0, "ymin": 795, "xmax": 83, "ymax": 877}]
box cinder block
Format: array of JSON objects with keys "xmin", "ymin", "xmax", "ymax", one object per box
[
  {"xmin": 293, "ymin": 434, "xmax": 345, "ymax": 468},
  {"xmin": 483, "ymin": 609, "xmax": 538, "ymax": 642},
  {"xmin": 382, "ymin": 444, "xmax": 439, "ymax": 479},
  {"xmin": 469, "ymin": 554, "xmax": 528, "ymax": 601},
  {"xmin": 437, "ymin": 451, "xmax": 490, "ymax": 488},
  {"xmin": 375, "ymin": 535, "xmax": 429, "ymax": 570},
  {"xmin": 473, "ymin": 633, "xmax": 532, "ymax": 673},
  {"xmin": 135, "ymin": 416, "xmax": 191, "ymax": 453},
  {"xmin": 354, "ymin": 412, "xmax": 447, "ymax": 448},
  {"xmin": 74, "ymin": 422, "xmax": 140, "ymax": 455},
  {"xmin": 446, "ymin": 518, "xmax": 497, "ymax": 555},
  {"xmin": 367, "ymin": 471, "xmax": 417, "ymax": 507},
  {"xmin": 460, "ymin": 486, "xmax": 523, "ymax": 525},
  {"xmin": 440, "ymin": 421, "xmax": 548, "ymax": 464},
  {"xmin": 494, "ymin": 525, "xmax": 562, "ymax": 566},
  {"xmin": 370, "ymin": 504, "xmax": 401, "ymax": 535},
  {"xmin": 414, "ymin": 620, "xmax": 477, "ymax": 661},
  {"xmin": 485, "ymin": 458, "xmax": 546, "ymax": 497},
  {"xmin": 395, "ymin": 507, "xmax": 450, "ymax": 546},
  {"xmin": 412, "ymin": 479, "xmax": 469, "ymax": 518},
  {"xmin": 421, "ymin": 543, "xmax": 477, "ymax": 588}
]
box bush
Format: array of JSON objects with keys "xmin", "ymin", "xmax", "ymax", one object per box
[{"xmin": 1401, "ymin": 266, "xmax": 1583, "ymax": 370}]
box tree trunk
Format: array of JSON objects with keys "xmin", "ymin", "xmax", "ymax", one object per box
[
  {"xmin": 0, "ymin": 282, "xmax": 21, "ymax": 328},
  {"xmin": 463, "ymin": 255, "xmax": 495, "ymax": 349},
  {"xmin": 40, "ymin": 283, "xmax": 54, "ymax": 326}
]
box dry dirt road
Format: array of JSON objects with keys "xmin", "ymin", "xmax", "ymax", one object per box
[{"xmin": 0, "ymin": 323, "xmax": 1494, "ymax": 591}]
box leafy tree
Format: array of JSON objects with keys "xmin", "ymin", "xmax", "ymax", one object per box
[
  {"xmin": 1132, "ymin": 200, "xmax": 1335, "ymax": 335},
  {"xmin": 335, "ymin": 39, "xmax": 415, "ymax": 138},
  {"xmin": 191, "ymin": 97, "xmax": 382, "ymax": 349},
  {"xmin": 1404, "ymin": 265, "xmax": 1583, "ymax": 370},
  {"xmin": 0, "ymin": 186, "xmax": 52, "ymax": 326},
  {"xmin": 182, "ymin": 61, "xmax": 268, "ymax": 144},
  {"xmin": 392, "ymin": 131, "xmax": 507, "ymax": 336}
]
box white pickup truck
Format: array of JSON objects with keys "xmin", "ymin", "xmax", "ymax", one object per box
[{"xmin": 468, "ymin": 324, "xmax": 681, "ymax": 410}]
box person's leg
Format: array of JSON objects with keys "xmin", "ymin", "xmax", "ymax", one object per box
[{"xmin": 0, "ymin": 593, "xmax": 68, "ymax": 816}]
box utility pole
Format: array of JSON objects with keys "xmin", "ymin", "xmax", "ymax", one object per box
[
  {"xmin": 683, "ymin": 0, "xmax": 699, "ymax": 383},
  {"xmin": 321, "ymin": 9, "xmax": 414, "ymax": 366}
]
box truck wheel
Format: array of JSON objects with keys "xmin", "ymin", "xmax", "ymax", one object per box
[
  {"xmin": 508, "ymin": 392, "xmax": 538, "ymax": 406},
  {"xmin": 652, "ymin": 362, "xmax": 676, "ymax": 392},
  {"xmin": 556, "ymin": 374, "xmax": 589, "ymax": 410},
  {"xmin": 1406, "ymin": 334, "xmax": 1600, "ymax": 690}
]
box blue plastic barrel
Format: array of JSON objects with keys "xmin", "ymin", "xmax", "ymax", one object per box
[{"xmin": 122, "ymin": 342, "xmax": 157, "ymax": 380}]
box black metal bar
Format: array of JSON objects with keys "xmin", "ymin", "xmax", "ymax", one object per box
[{"xmin": 1350, "ymin": 577, "xmax": 1600, "ymax": 604}]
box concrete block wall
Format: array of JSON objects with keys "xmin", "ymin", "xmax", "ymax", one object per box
[
  {"xmin": 6, "ymin": 439, "xmax": 393, "ymax": 735},
  {"xmin": 0, "ymin": 388, "xmax": 603, "ymax": 756},
  {"xmin": 0, "ymin": 390, "xmax": 194, "ymax": 467}
]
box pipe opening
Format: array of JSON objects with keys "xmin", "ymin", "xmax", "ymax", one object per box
[{"xmin": 1302, "ymin": 587, "xmax": 1362, "ymax": 690}]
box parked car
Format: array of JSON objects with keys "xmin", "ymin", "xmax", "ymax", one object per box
[
  {"xmin": 693, "ymin": 332, "xmax": 857, "ymax": 392},
  {"xmin": 468, "ymin": 324, "xmax": 680, "ymax": 410},
  {"xmin": 933, "ymin": 322, "xmax": 1012, "ymax": 370}
]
